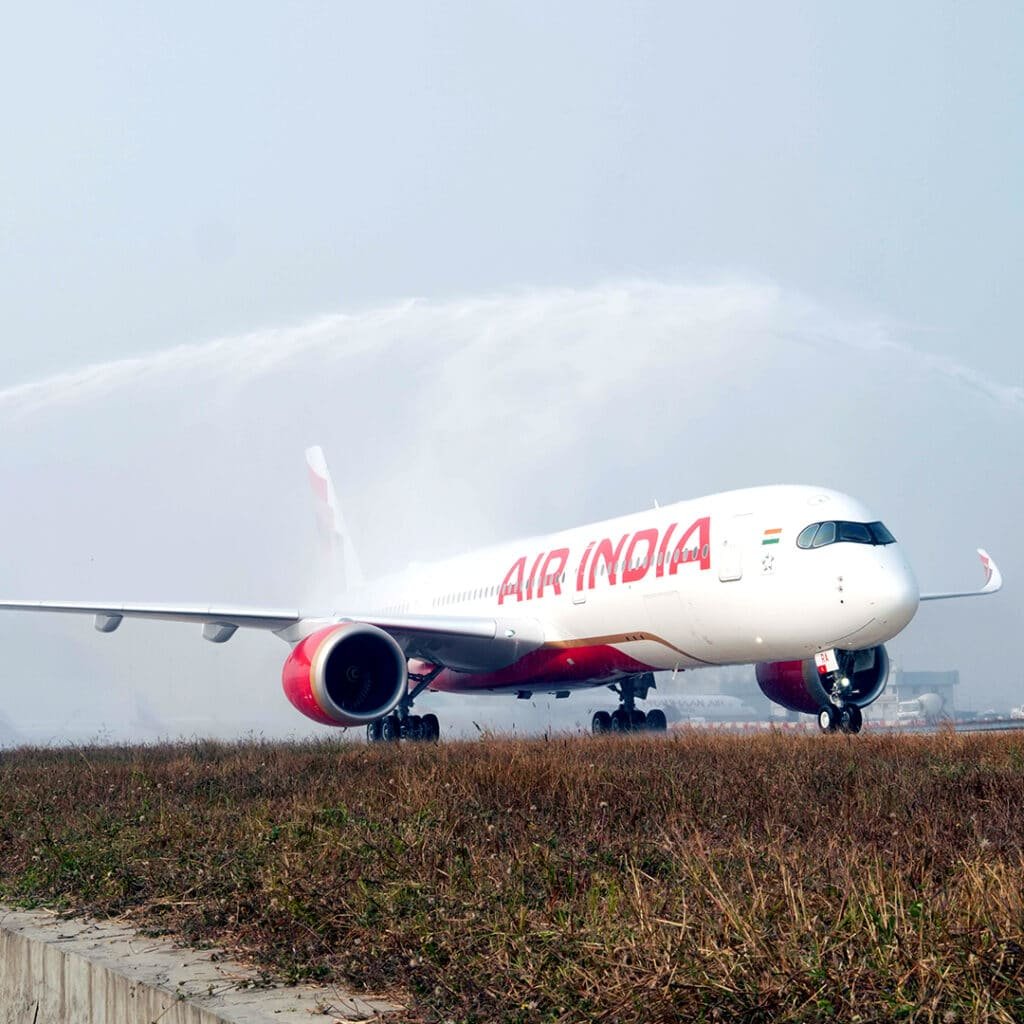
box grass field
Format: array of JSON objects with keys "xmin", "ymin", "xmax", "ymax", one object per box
[{"xmin": 1, "ymin": 731, "xmax": 1022, "ymax": 1023}]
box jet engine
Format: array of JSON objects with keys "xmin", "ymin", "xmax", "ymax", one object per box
[
  {"xmin": 281, "ymin": 623, "xmax": 408, "ymax": 726},
  {"xmin": 755, "ymin": 645, "xmax": 889, "ymax": 716},
  {"xmin": 898, "ymin": 692, "xmax": 945, "ymax": 722}
]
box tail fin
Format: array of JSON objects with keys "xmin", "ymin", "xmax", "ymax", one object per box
[{"xmin": 305, "ymin": 446, "xmax": 364, "ymax": 593}]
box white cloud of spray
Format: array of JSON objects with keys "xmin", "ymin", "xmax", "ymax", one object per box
[
  {"xmin": 2, "ymin": 280, "xmax": 1019, "ymax": 422},
  {"xmin": 0, "ymin": 280, "xmax": 1019, "ymax": 743}
]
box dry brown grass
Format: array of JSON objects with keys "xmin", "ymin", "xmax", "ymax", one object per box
[{"xmin": 1, "ymin": 730, "xmax": 1023, "ymax": 1022}]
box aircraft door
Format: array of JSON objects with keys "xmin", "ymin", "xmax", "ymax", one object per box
[{"xmin": 717, "ymin": 513, "xmax": 752, "ymax": 582}]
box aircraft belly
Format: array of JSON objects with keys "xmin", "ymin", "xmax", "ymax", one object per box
[{"xmin": 428, "ymin": 641, "xmax": 658, "ymax": 694}]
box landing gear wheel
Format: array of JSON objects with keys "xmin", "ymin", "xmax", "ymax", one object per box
[
  {"xmin": 845, "ymin": 705, "xmax": 863, "ymax": 734},
  {"xmin": 381, "ymin": 715, "xmax": 401, "ymax": 742},
  {"xmin": 646, "ymin": 709, "xmax": 667, "ymax": 733},
  {"xmin": 404, "ymin": 714, "xmax": 423, "ymax": 741},
  {"xmin": 818, "ymin": 706, "xmax": 838, "ymax": 733},
  {"xmin": 367, "ymin": 719, "xmax": 384, "ymax": 743},
  {"xmin": 603, "ymin": 675, "xmax": 657, "ymax": 734},
  {"xmin": 420, "ymin": 713, "xmax": 440, "ymax": 742}
]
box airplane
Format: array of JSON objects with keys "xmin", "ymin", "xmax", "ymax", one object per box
[
  {"xmin": 0, "ymin": 449, "xmax": 1003, "ymax": 741},
  {"xmin": 645, "ymin": 693, "xmax": 755, "ymax": 723}
]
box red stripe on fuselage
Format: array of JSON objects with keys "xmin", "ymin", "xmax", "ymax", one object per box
[{"xmin": 428, "ymin": 643, "xmax": 656, "ymax": 694}]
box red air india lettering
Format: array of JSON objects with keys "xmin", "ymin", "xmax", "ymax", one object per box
[
  {"xmin": 656, "ymin": 523, "xmax": 677, "ymax": 578},
  {"xmin": 576, "ymin": 540, "xmax": 595, "ymax": 593},
  {"xmin": 622, "ymin": 528, "xmax": 658, "ymax": 584},
  {"xmin": 525, "ymin": 552, "xmax": 545, "ymax": 600},
  {"xmin": 537, "ymin": 548, "xmax": 569, "ymax": 597},
  {"xmin": 667, "ymin": 516, "xmax": 711, "ymax": 572},
  {"xmin": 589, "ymin": 534, "xmax": 629, "ymax": 588},
  {"xmin": 498, "ymin": 518, "xmax": 711, "ymax": 604},
  {"xmin": 498, "ymin": 556, "xmax": 526, "ymax": 605}
]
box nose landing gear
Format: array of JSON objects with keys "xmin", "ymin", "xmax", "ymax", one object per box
[
  {"xmin": 814, "ymin": 649, "xmax": 865, "ymax": 734},
  {"xmin": 591, "ymin": 674, "xmax": 669, "ymax": 735},
  {"xmin": 817, "ymin": 703, "xmax": 864, "ymax": 733}
]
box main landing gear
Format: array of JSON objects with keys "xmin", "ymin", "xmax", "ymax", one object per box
[
  {"xmin": 367, "ymin": 712, "xmax": 440, "ymax": 743},
  {"xmin": 367, "ymin": 665, "xmax": 443, "ymax": 743},
  {"xmin": 816, "ymin": 650, "xmax": 864, "ymax": 734},
  {"xmin": 591, "ymin": 673, "xmax": 668, "ymax": 735}
]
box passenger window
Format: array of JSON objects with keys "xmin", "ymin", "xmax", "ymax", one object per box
[{"xmin": 812, "ymin": 521, "xmax": 836, "ymax": 547}]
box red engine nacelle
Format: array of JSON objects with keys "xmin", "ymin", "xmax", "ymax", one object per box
[
  {"xmin": 755, "ymin": 645, "xmax": 889, "ymax": 715},
  {"xmin": 282, "ymin": 623, "xmax": 408, "ymax": 727}
]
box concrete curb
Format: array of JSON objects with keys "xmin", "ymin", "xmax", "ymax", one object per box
[{"xmin": 0, "ymin": 906, "xmax": 399, "ymax": 1024}]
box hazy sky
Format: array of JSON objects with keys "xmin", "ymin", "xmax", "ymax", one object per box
[{"xmin": 0, "ymin": 3, "xmax": 1020, "ymax": 742}]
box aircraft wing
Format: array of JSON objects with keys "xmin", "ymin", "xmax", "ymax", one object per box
[
  {"xmin": 919, "ymin": 548, "xmax": 1003, "ymax": 602},
  {"xmin": 360, "ymin": 613, "xmax": 545, "ymax": 672},
  {"xmin": 0, "ymin": 600, "xmax": 545, "ymax": 673},
  {"xmin": 0, "ymin": 600, "xmax": 303, "ymax": 634}
]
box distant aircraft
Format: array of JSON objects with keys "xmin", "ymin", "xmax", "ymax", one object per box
[
  {"xmin": 0, "ymin": 449, "xmax": 1003, "ymax": 740},
  {"xmin": 651, "ymin": 693, "xmax": 754, "ymax": 722},
  {"xmin": 897, "ymin": 692, "xmax": 947, "ymax": 723}
]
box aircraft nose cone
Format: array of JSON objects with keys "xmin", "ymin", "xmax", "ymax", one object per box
[{"xmin": 875, "ymin": 557, "xmax": 919, "ymax": 634}]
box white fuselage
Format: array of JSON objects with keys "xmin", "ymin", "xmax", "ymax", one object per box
[{"xmin": 347, "ymin": 485, "xmax": 919, "ymax": 694}]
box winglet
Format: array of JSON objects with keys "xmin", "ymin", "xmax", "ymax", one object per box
[
  {"xmin": 305, "ymin": 446, "xmax": 364, "ymax": 593},
  {"xmin": 920, "ymin": 548, "xmax": 1003, "ymax": 602},
  {"xmin": 976, "ymin": 548, "xmax": 1003, "ymax": 594}
]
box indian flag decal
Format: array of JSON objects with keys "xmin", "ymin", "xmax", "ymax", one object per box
[{"xmin": 762, "ymin": 528, "xmax": 782, "ymax": 545}]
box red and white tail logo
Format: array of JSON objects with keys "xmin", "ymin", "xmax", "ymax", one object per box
[{"xmin": 305, "ymin": 446, "xmax": 364, "ymax": 593}]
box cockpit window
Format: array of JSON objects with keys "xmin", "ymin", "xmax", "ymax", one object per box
[
  {"xmin": 796, "ymin": 524, "xmax": 819, "ymax": 548},
  {"xmin": 797, "ymin": 520, "xmax": 896, "ymax": 549},
  {"xmin": 811, "ymin": 521, "xmax": 837, "ymax": 547},
  {"xmin": 868, "ymin": 521, "xmax": 896, "ymax": 544},
  {"xmin": 838, "ymin": 521, "xmax": 872, "ymax": 544}
]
